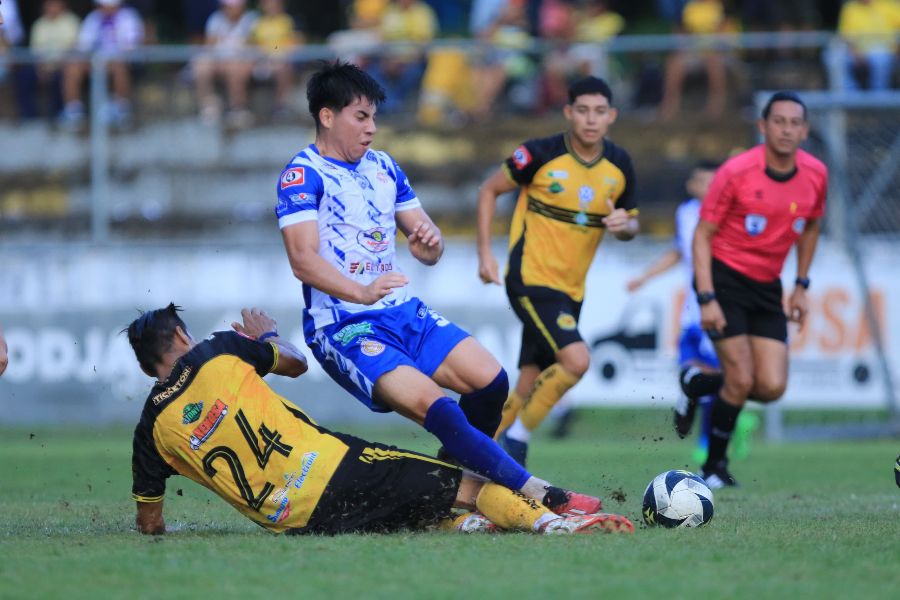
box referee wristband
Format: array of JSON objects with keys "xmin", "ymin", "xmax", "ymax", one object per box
[
  {"xmin": 258, "ymin": 331, "xmax": 278, "ymax": 342},
  {"xmin": 795, "ymin": 277, "xmax": 811, "ymax": 289}
]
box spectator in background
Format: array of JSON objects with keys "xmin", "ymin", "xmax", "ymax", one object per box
[
  {"xmin": 369, "ymin": 0, "xmax": 437, "ymax": 114},
  {"xmin": 181, "ymin": 0, "xmax": 218, "ymax": 45},
  {"xmin": 59, "ymin": 0, "xmax": 144, "ymax": 130},
  {"xmin": 24, "ymin": 0, "xmax": 80, "ymax": 119},
  {"xmin": 833, "ymin": 0, "xmax": 900, "ymax": 90},
  {"xmin": 0, "ymin": 0, "xmax": 31, "ymax": 119},
  {"xmin": 193, "ymin": 0, "xmax": 258, "ymax": 127},
  {"xmin": 657, "ymin": 0, "xmax": 731, "ymax": 121},
  {"xmin": 250, "ymin": 0, "xmax": 302, "ymax": 119},
  {"xmin": 326, "ymin": 0, "xmax": 385, "ymax": 64}
]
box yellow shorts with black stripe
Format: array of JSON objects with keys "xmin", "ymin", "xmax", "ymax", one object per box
[
  {"xmin": 505, "ymin": 283, "xmax": 584, "ymax": 370},
  {"xmin": 291, "ymin": 433, "xmax": 463, "ymax": 535}
]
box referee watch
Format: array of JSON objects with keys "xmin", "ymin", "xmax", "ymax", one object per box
[
  {"xmin": 795, "ymin": 277, "xmax": 811, "ymax": 289},
  {"xmin": 696, "ymin": 291, "xmax": 716, "ymax": 305}
]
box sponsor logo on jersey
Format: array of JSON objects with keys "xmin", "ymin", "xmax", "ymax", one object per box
[
  {"xmin": 549, "ymin": 181, "xmax": 564, "ymax": 194},
  {"xmin": 267, "ymin": 451, "xmax": 318, "ymax": 523},
  {"xmin": 790, "ymin": 201, "xmax": 798, "ymax": 214},
  {"xmin": 289, "ymin": 193, "xmax": 309, "ymax": 202},
  {"xmin": 152, "ymin": 366, "xmax": 192, "ymax": 405},
  {"xmin": 792, "ymin": 217, "xmax": 806, "ymax": 234},
  {"xmin": 182, "ymin": 402, "xmax": 203, "ymax": 425},
  {"xmin": 745, "ymin": 214, "xmax": 767, "ymax": 236},
  {"xmin": 557, "ymin": 312, "xmax": 577, "ymax": 331},
  {"xmin": 512, "ymin": 145, "xmax": 532, "ymax": 169},
  {"xmin": 350, "ymin": 170, "xmax": 372, "ymax": 190},
  {"xmin": 417, "ymin": 306, "xmax": 428, "ymax": 319},
  {"xmin": 546, "ymin": 170, "xmax": 568, "ymax": 179},
  {"xmin": 349, "ymin": 261, "xmax": 393, "ymax": 275},
  {"xmin": 332, "ymin": 322, "xmax": 374, "ymax": 345},
  {"xmin": 578, "ymin": 185, "xmax": 594, "ymax": 203},
  {"xmin": 574, "ymin": 212, "xmax": 589, "ymax": 226},
  {"xmin": 189, "ymin": 399, "xmax": 228, "ymax": 451},
  {"xmin": 358, "ymin": 227, "xmax": 390, "ymax": 252},
  {"xmin": 268, "ymin": 496, "xmax": 291, "ymax": 524},
  {"xmin": 280, "ymin": 167, "xmax": 305, "ymax": 190},
  {"xmin": 360, "ymin": 338, "xmax": 386, "ymax": 356},
  {"xmin": 377, "ymin": 172, "xmax": 389, "ymax": 184}
]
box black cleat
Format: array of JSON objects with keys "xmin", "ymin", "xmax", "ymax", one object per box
[
  {"xmin": 673, "ymin": 394, "xmax": 698, "ymax": 439},
  {"xmin": 700, "ymin": 461, "xmax": 739, "ymax": 489}
]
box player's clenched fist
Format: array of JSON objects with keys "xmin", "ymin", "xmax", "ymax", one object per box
[
  {"xmin": 357, "ymin": 273, "xmax": 409, "ymax": 305},
  {"xmin": 700, "ymin": 301, "xmax": 727, "ymax": 336},
  {"xmin": 478, "ymin": 252, "xmax": 501, "ymax": 285}
]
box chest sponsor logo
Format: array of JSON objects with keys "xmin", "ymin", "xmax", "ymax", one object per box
[
  {"xmin": 546, "ymin": 170, "xmax": 568, "ymax": 179},
  {"xmin": 578, "ymin": 185, "xmax": 594, "ymax": 204},
  {"xmin": 557, "ymin": 312, "xmax": 577, "ymax": 331},
  {"xmin": 549, "ymin": 181, "xmax": 564, "ymax": 194},
  {"xmin": 280, "ymin": 167, "xmax": 305, "ymax": 190},
  {"xmin": 360, "ymin": 338, "xmax": 386, "ymax": 357},
  {"xmin": 745, "ymin": 214, "xmax": 767, "ymax": 236},
  {"xmin": 358, "ymin": 227, "xmax": 390, "ymax": 252},
  {"xmin": 512, "ymin": 145, "xmax": 532, "ymax": 169},
  {"xmin": 182, "ymin": 402, "xmax": 203, "ymax": 425},
  {"xmin": 190, "ymin": 399, "xmax": 228, "ymax": 451},
  {"xmin": 267, "ymin": 451, "xmax": 318, "ymax": 524},
  {"xmin": 792, "ymin": 217, "xmax": 806, "ymax": 234},
  {"xmin": 349, "ymin": 261, "xmax": 393, "ymax": 275},
  {"xmin": 790, "ymin": 201, "xmax": 798, "ymax": 214},
  {"xmin": 332, "ymin": 322, "xmax": 374, "ymax": 345}
]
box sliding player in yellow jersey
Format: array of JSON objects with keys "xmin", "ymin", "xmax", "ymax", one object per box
[
  {"xmin": 128, "ymin": 304, "xmax": 633, "ymax": 536},
  {"xmin": 477, "ymin": 76, "xmax": 639, "ymax": 466}
]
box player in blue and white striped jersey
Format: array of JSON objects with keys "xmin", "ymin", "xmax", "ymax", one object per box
[{"xmin": 273, "ymin": 61, "xmax": 604, "ymax": 516}]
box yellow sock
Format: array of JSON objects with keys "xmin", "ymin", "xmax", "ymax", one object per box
[
  {"xmin": 519, "ymin": 364, "xmax": 580, "ymax": 431},
  {"xmin": 493, "ymin": 391, "xmax": 524, "ymax": 439},
  {"xmin": 475, "ymin": 482, "xmax": 555, "ymax": 532}
]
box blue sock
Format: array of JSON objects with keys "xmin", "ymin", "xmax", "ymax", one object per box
[
  {"xmin": 424, "ymin": 396, "xmax": 530, "ymax": 490},
  {"xmin": 457, "ymin": 369, "xmax": 508, "ymax": 437}
]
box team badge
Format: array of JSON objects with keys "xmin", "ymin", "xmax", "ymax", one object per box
[
  {"xmin": 182, "ymin": 402, "xmax": 203, "ymax": 425},
  {"xmin": 189, "ymin": 399, "xmax": 228, "ymax": 451},
  {"xmin": 744, "ymin": 214, "xmax": 767, "ymax": 236},
  {"xmin": 360, "ymin": 339, "xmax": 386, "ymax": 357},
  {"xmin": 280, "ymin": 167, "xmax": 305, "ymax": 190},
  {"xmin": 512, "ymin": 145, "xmax": 532, "ymax": 169},
  {"xmin": 358, "ymin": 227, "xmax": 390, "ymax": 252},
  {"xmin": 557, "ymin": 312, "xmax": 577, "ymax": 331},
  {"xmin": 549, "ymin": 182, "xmax": 564, "ymax": 194},
  {"xmin": 792, "ymin": 217, "xmax": 806, "ymax": 234}
]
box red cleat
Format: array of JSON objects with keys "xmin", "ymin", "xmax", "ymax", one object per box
[
  {"xmin": 542, "ymin": 486, "xmax": 603, "ymax": 516},
  {"xmin": 540, "ymin": 513, "xmax": 635, "ymax": 535}
]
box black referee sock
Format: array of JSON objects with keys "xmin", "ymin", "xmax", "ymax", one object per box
[
  {"xmin": 704, "ymin": 397, "xmax": 742, "ymax": 469},
  {"xmin": 680, "ymin": 366, "xmax": 724, "ymax": 398}
]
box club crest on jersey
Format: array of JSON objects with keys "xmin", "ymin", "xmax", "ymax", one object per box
[
  {"xmin": 578, "ymin": 186, "xmax": 594, "ymax": 203},
  {"xmin": 792, "ymin": 217, "xmax": 806, "ymax": 234},
  {"xmin": 189, "ymin": 399, "xmax": 228, "ymax": 450},
  {"xmin": 557, "ymin": 312, "xmax": 577, "ymax": 331},
  {"xmin": 332, "ymin": 321, "xmax": 374, "ymax": 345},
  {"xmin": 512, "ymin": 146, "xmax": 532, "ymax": 169},
  {"xmin": 745, "ymin": 214, "xmax": 767, "ymax": 236},
  {"xmin": 182, "ymin": 402, "xmax": 203, "ymax": 425},
  {"xmin": 358, "ymin": 227, "xmax": 390, "ymax": 252},
  {"xmin": 280, "ymin": 167, "xmax": 305, "ymax": 190},
  {"xmin": 359, "ymin": 338, "xmax": 386, "ymax": 357}
]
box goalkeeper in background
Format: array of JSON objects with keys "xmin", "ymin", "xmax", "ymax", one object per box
[{"xmin": 127, "ymin": 304, "xmax": 634, "ymax": 536}]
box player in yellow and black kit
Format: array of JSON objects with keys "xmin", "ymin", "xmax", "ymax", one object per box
[
  {"xmin": 477, "ymin": 76, "xmax": 639, "ymax": 466},
  {"xmin": 129, "ymin": 304, "xmax": 634, "ymax": 536}
]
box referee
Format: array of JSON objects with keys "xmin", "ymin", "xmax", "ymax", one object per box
[{"xmin": 692, "ymin": 91, "xmax": 828, "ymax": 488}]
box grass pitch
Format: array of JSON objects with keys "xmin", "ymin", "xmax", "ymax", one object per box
[{"xmin": 1, "ymin": 409, "xmax": 897, "ymax": 600}]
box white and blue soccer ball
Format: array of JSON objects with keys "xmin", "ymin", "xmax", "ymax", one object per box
[{"xmin": 642, "ymin": 470, "xmax": 714, "ymax": 528}]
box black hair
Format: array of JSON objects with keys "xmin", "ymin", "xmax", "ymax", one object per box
[
  {"xmin": 125, "ymin": 303, "xmax": 187, "ymax": 376},
  {"xmin": 762, "ymin": 91, "xmax": 807, "ymax": 120},
  {"xmin": 306, "ymin": 60, "xmax": 386, "ymax": 132},
  {"xmin": 567, "ymin": 76, "xmax": 613, "ymax": 105}
]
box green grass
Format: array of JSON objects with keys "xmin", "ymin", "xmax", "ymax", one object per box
[{"xmin": 1, "ymin": 410, "xmax": 898, "ymax": 600}]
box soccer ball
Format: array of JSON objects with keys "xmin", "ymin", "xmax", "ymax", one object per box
[{"xmin": 642, "ymin": 470, "xmax": 714, "ymax": 528}]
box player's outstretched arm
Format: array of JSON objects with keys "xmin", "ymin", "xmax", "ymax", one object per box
[
  {"xmin": 627, "ymin": 249, "xmax": 682, "ymax": 292},
  {"xmin": 136, "ymin": 501, "xmax": 165, "ymax": 535},
  {"xmin": 396, "ymin": 207, "xmax": 444, "ymax": 266},
  {"xmin": 231, "ymin": 307, "xmax": 308, "ymax": 378},
  {"xmin": 476, "ymin": 169, "xmax": 517, "ymax": 285},
  {"xmin": 282, "ymin": 222, "xmax": 408, "ymax": 304}
]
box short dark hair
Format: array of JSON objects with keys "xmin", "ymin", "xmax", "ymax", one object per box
[
  {"xmin": 567, "ymin": 76, "xmax": 613, "ymax": 105},
  {"xmin": 126, "ymin": 303, "xmax": 187, "ymax": 376},
  {"xmin": 306, "ymin": 60, "xmax": 386, "ymax": 131},
  {"xmin": 762, "ymin": 91, "xmax": 807, "ymax": 120}
]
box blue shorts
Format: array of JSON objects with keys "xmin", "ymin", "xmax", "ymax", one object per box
[
  {"xmin": 678, "ymin": 323, "xmax": 720, "ymax": 369},
  {"xmin": 305, "ymin": 299, "xmax": 470, "ymax": 412}
]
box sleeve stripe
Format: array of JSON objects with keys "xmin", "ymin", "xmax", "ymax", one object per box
[
  {"xmin": 269, "ymin": 342, "xmax": 280, "ymax": 373},
  {"xmin": 395, "ymin": 198, "xmax": 421, "ymax": 212},
  {"xmin": 627, "ymin": 208, "xmax": 640, "ymax": 216},
  {"xmin": 133, "ymin": 493, "xmax": 164, "ymax": 503},
  {"xmin": 278, "ymin": 210, "xmax": 318, "ymax": 229}
]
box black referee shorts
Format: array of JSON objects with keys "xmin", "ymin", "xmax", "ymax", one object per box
[
  {"xmin": 292, "ymin": 433, "xmax": 462, "ymax": 535},
  {"xmin": 709, "ymin": 258, "xmax": 787, "ymax": 342},
  {"xmin": 506, "ymin": 283, "xmax": 583, "ymax": 370}
]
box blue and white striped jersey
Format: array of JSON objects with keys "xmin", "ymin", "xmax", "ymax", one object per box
[
  {"xmin": 674, "ymin": 198, "xmax": 701, "ymax": 328},
  {"xmin": 275, "ymin": 144, "xmax": 421, "ymax": 330}
]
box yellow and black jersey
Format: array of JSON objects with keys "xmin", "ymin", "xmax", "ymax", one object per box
[
  {"xmin": 131, "ymin": 331, "xmax": 350, "ymax": 533},
  {"xmin": 502, "ymin": 133, "xmax": 638, "ymax": 301}
]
